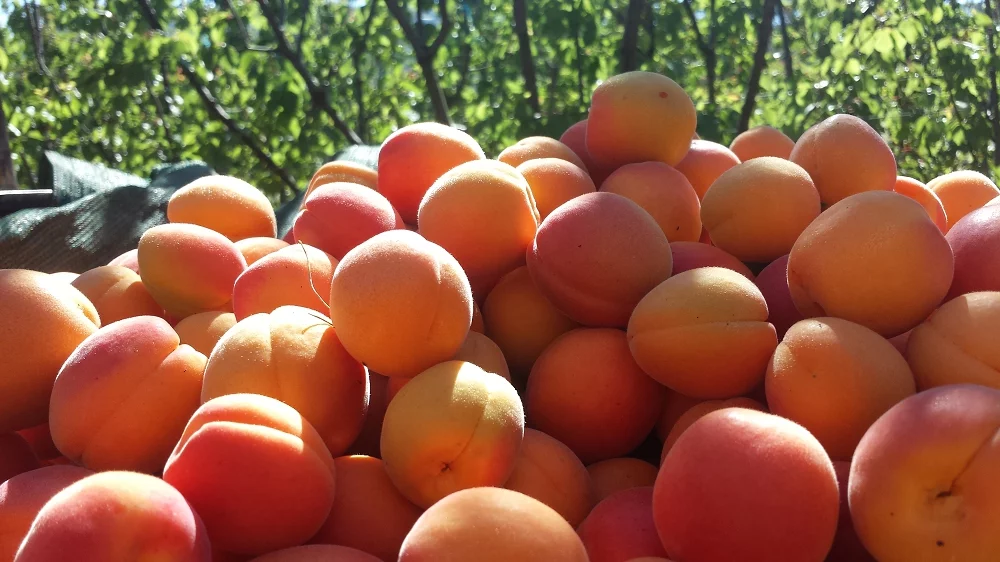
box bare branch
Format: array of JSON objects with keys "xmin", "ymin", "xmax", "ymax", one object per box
[
  {"xmin": 778, "ymin": 0, "xmax": 793, "ymax": 81},
  {"xmin": 738, "ymin": 0, "xmax": 777, "ymax": 132},
  {"xmin": 145, "ymin": 72, "xmax": 181, "ymax": 161},
  {"xmin": 0, "ymin": 102, "xmax": 18, "ymax": 190},
  {"xmin": 351, "ymin": 0, "xmax": 379, "ymax": 141},
  {"xmin": 385, "ymin": 0, "xmax": 452, "ymax": 123},
  {"xmin": 681, "ymin": 0, "xmax": 710, "ymax": 55},
  {"xmin": 513, "ymin": 0, "xmax": 540, "ymax": 113},
  {"xmin": 620, "ymin": 0, "xmax": 645, "ymax": 72},
  {"xmin": 682, "ymin": 0, "xmax": 716, "ymax": 109},
  {"xmin": 26, "ymin": 2, "xmax": 51, "ymax": 77},
  {"xmin": 136, "ymin": 0, "xmax": 299, "ymax": 195},
  {"xmin": 428, "ymin": 0, "xmax": 451, "ymax": 55},
  {"xmin": 644, "ymin": 1, "xmax": 655, "ymax": 61},
  {"xmin": 385, "ymin": 0, "xmax": 428, "ymax": 59}
]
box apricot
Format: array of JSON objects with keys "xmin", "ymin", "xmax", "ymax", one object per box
[
  {"xmin": 526, "ymin": 328, "xmax": 666, "ymax": 464},
  {"xmin": 906, "ymin": 292, "xmax": 1000, "ymax": 390},
  {"xmin": 15, "ymin": 424, "xmax": 59, "ymax": 462},
  {"xmin": 587, "ymin": 458, "xmax": 659, "ymax": 502},
  {"xmin": 660, "ymin": 397, "xmax": 767, "ymax": 460},
  {"xmin": 310, "ymin": 455, "xmax": 423, "ymax": 561},
  {"xmin": 498, "ymin": 136, "xmax": 588, "ymax": 170},
  {"xmin": 559, "ymin": 119, "xmax": 617, "ymax": 186},
  {"xmin": 516, "ymin": 158, "xmax": 596, "ymax": 221},
  {"xmin": 138, "ymin": 223, "xmax": 247, "ymax": 319},
  {"xmin": 14, "ymin": 471, "xmax": 211, "ymax": 562},
  {"xmin": 654, "ymin": 391, "xmax": 703, "ymax": 442},
  {"xmin": 0, "ymin": 434, "xmax": 39, "ymax": 485},
  {"xmin": 163, "ymin": 394, "xmax": 336, "ymax": 555},
  {"xmin": 107, "ymin": 248, "xmax": 140, "ymax": 273},
  {"xmin": 654, "ymin": 408, "xmax": 839, "ymax": 562},
  {"xmin": 0, "ymin": 466, "xmax": 93, "ymax": 561},
  {"xmin": 503, "ymin": 428, "xmax": 593, "ymax": 527},
  {"xmin": 527, "ymin": 192, "xmax": 672, "ymax": 327},
  {"xmin": 168, "ymin": 175, "xmax": 277, "ymax": 241},
  {"xmin": 894, "ymin": 176, "xmax": 948, "ymax": 233},
  {"xmin": 398, "ymin": 487, "xmax": 588, "ymax": 562},
  {"xmin": 946, "ymin": 205, "xmax": 1000, "ymax": 298},
  {"xmin": 482, "ymin": 266, "xmax": 579, "ymax": 382},
  {"xmin": 251, "ymin": 545, "xmax": 379, "ymax": 562},
  {"xmin": 293, "ymin": 182, "xmax": 404, "ymax": 260},
  {"xmin": 789, "ymin": 114, "xmax": 897, "ymax": 205},
  {"xmin": 452, "ymin": 331, "xmax": 511, "ymax": 382},
  {"xmin": 471, "ymin": 301, "xmax": 484, "ymax": 333},
  {"xmin": 0, "ymin": 270, "xmax": 100, "ymax": 432},
  {"xmin": 674, "ymin": 140, "xmax": 741, "ymax": 200},
  {"xmin": 578, "ymin": 487, "xmax": 669, "ymax": 562},
  {"xmin": 418, "ymin": 160, "xmax": 539, "ymax": 297},
  {"xmin": 765, "ymin": 318, "xmax": 916, "ymax": 460},
  {"xmin": 787, "ymin": 191, "xmax": 954, "ymax": 337},
  {"xmin": 668, "ymin": 241, "xmax": 754, "ymax": 280},
  {"xmin": 49, "ymin": 316, "xmax": 206, "ymax": 473},
  {"xmin": 753, "ymin": 254, "xmax": 804, "ymax": 338},
  {"xmin": 234, "ymin": 237, "xmax": 289, "ymax": 265},
  {"xmin": 378, "ymin": 122, "xmax": 486, "ymax": 225},
  {"xmin": 329, "ymin": 230, "xmax": 473, "ymax": 379},
  {"xmin": 70, "ymin": 265, "xmax": 163, "ymax": 324},
  {"xmin": 729, "ymin": 125, "xmax": 795, "ymax": 161},
  {"xmin": 927, "ymin": 170, "xmax": 1000, "ymax": 231},
  {"xmin": 627, "ymin": 267, "xmax": 777, "ymax": 399},
  {"xmin": 345, "ymin": 373, "xmax": 388, "ymax": 458},
  {"xmin": 173, "ymin": 311, "xmax": 237, "ymax": 357},
  {"xmin": 586, "ymin": 71, "xmax": 697, "ymax": 169},
  {"xmin": 47, "ymin": 272, "xmax": 77, "ymax": 283},
  {"xmin": 231, "ymin": 244, "xmax": 336, "ymax": 320},
  {"xmin": 701, "ymin": 157, "xmax": 821, "ymax": 263},
  {"xmin": 303, "ymin": 160, "xmax": 379, "ymax": 202},
  {"xmin": 827, "ymin": 461, "xmax": 877, "ymax": 562},
  {"xmin": 381, "ymin": 361, "xmax": 524, "ymax": 508},
  {"xmin": 849, "ymin": 384, "xmax": 1000, "ymax": 562},
  {"xmin": 600, "ymin": 162, "xmax": 702, "ymax": 242}
]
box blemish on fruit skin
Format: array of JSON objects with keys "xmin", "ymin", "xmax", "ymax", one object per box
[{"xmin": 659, "ymin": 92, "xmax": 668, "ymax": 98}]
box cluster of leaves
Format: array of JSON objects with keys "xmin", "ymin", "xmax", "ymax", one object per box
[{"xmin": 1, "ymin": 0, "xmax": 998, "ymax": 199}]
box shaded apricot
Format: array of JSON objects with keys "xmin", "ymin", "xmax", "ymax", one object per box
[
  {"xmin": 503, "ymin": 429, "xmax": 593, "ymax": 527},
  {"xmin": 753, "ymin": 254, "xmax": 804, "ymax": 338},
  {"xmin": 558, "ymin": 119, "xmax": 617, "ymax": 186},
  {"xmin": 304, "ymin": 161, "xmax": 378, "ymax": 202},
  {"xmin": 234, "ymin": 237, "xmax": 289, "ymax": 265},
  {"xmin": 451, "ymin": 331, "xmax": 511, "ymax": 382},
  {"xmin": 578, "ymin": 487, "xmax": 669, "ymax": 562},
  {"xmin": 498, "ymin": 136, "xmax": 588, "ymax": 170},
  {"xmin": 0, "ymin": 434, "xmax": 39, "ymax": 485},
  {"xmin": 600, "ymin": 162, "xmax": 702, "ymax": 242},
  {"xmin": 173, "ymin": 311, "xmax": 237, "ymax": 357},
  {"xmin": 946, "ymin": 205, "xmax": 1000, "ymax": 298},
  {"xmin": 668, "ymin": 241, "xmax": 754, "ymax": 280},
  {"xmin": 587, "ymin": 458, "xmax": 659, "ymax": 502}
]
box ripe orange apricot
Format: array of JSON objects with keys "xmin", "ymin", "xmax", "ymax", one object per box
[
  {"xmin": 168, "ymin": 175, "xmax": 277, "ymax": 241},
  {"xmin": 70, "ymin": 265, "xmax": 163, "ymax": 324},
  {"xmin": 559, "ymin": 119, "xmax": 617, "ymax": 186},
  {"xmin": 516, "ymin": 158, "xmax": 596, "ymax": 221},
  {"xmin": 303, "ymin": 160, "xmax": 378, "ymax": 202},
  {"xmin": 674, "ymin": 140, "xmax": 741, "ymax": 200},
  {"xmin": 894, "ymin": 176, "xmax": 948, "ymax": 233},
  {"xmin": 600, "ymin": 162, "xmax": 702, "ymax": 242},
  {"xmin": 503, "ymin": 428, "xmax": 594, "ymax": 527},
  {"xmin": 927, "ymin": 170, "xmax": 1000, "ymax": 231},
  {"xmin": 729, "ymin": 125, "xmax": 795, "ymax": 161},
  {"xmin": 586, "ymin": 458, "xmax": 659, "ymax": 502},
  {"xmin": 498, "ymin": 136, "xmax": 588, "ymax": 170}
]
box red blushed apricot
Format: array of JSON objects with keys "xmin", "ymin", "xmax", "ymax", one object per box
[
  {"xmin": 660, "ymin": 398, "xmax": 767, "ymax": 461},
  {"xmin": 586, "ymin": 71, "xmax": 697, "ymax": 169},
  {"xmin": 303, "ymin": 161, "xmax": 379, "ymax": 203},
  {"xmin": 345, "ymin": 372, "xmax": 388, "ymax": 458},
  {"xmin": 71, "ymin": 265, "xmax": 163, "ymax": 324},
  {"xmin": 251, "ymin": 545, "xmax": 380, "ymax": 562},
  {"xmin": 516, "ymin": 158, "xmax": 596, "ymax": 221},
  {"xmin": 895, "ymin": 176, "xmax": 948, "ymax": 233},
  {"xmin": 905, "ymin": 292, "xmax": 1000, "ymax": 390},
  {"xmin": 168, "ymin": 175, "xmax": 277, "ymax": 241},
  {"xmin": 310, "ymin": 455, "xmax": 423, "ymax": 561},
  {"xmin": 701, "ymin": 157, "xmax": 821, "ymax": 263},
  {"xmin": 503, "ymin": 429, "xmax": 594, "ymax": 527},
  {"xmin": 790, "ymin": 114, "xmax": 897, "ymax": 206},
  {"xmin": 378, "ymin": 122, "xmax": 486, "ymax": 225},
  {"xmin": 587, "ymin": 458, "xmax": 659, "ymax": 502},
  {"xmin": 15, "ymin": 424, "xmax": 59, "ymax": 462},
  {"xmin": 600, "ymin": 162, "xmax": 702, "ymax": 242},
  {"xmin": 946, "ymin": 205, "xmax": 1000, "ymax": 298},
  {"xmin": 399, "ymin": 487, "xmax": 588, "ymax": 562},
  {"xmin": 788, "ymin": 191, "xmax": 954, "ymax": 337},
  {"xmin": 849, "ymin": 385, "xmax": 1000, "ymax": 562},
  {"xmin": 654, "ymin": 391, "xmax": 703, "ymax": 441},
  {"xmin": 14, "ymin": 471, "xmax": 211, "ymax": 562},
  {"xmin": 293, "ymin": 182, "xmax": 404, "ymax": 260},
  {"xmin": 49, "ymin": 316, "xmax": 206, "ymax": 473},
  {"xmin": 0, "ymin": 433, "xmax": 40, "ymax": 484},
  {"xmin": 0, "ymin": 270, "xmax": 100, "ymax": 432},
  {"xmin": 231, "ymin": 244, "xmax": 336, "ymax": 321},
  {"xmin": 559, "ymin": 120, "xmax": 617, "ymax": 186},
  {"xmin": 827, "ymin": 461, "xmax": 877, "ymax": 562},
  {"xmin": 419, "ymin": 160, "xmax": 539, "ymax": 297},
  {"xmin": 654, "ymin": 408, "xmax": 839, "ymax": 562},
  {"xmin": 381, "ymin": 361, "xmax": 524, "ymax": 508},
  {"xmin": 927, "ymin": 170, "xmax": 1000, "ymax": 231},
  {"xmin": 578, "ymin": 487, "xmax": 668, "ymax": 562},
  {"xmin": 163, "ymin": 394, "xmax": 337, "ymax": 555},
  {"xmin": 753, "ymin": 254, "xmax": 804, "ymax": 338},
  {"xmin": 202, "ymin": 306, "xmax": 368, "ymax": 457},
  {"xmin": 0, "ymin": 466, "xmax": 93, "ymax": 561},
  {"xmin": 729, "ymin": 125, "xmax": 795, "ymax": 161},
  {"xmin": 627, "ymin": 267, "xmax": 777, "ymax": 399},
  {"xmin": 482, "ymin": 266, "xmax": 579, "ymax": 383},
  {"xmin": 138, "ymin": 223, "xmax": 247, "ymax": 319},
  {"xmin": 174, "ymin": 311, "xmax": 237, "ymax": 357},
  {"xmin": 330, "ymin": 230, "xmax": 473, "ymax": 379},
  {"xmin": 674, "ymin": 140, "xmax": 741, "ymax": 200},
  {"xmin": 526, "ymin": 329, "xmax": 666, "ymax": 464},
  {"xmin": 765, "ymin": 318, "xmax": 916, "ymax": 460},
  {"xmin": 527, "ymin": 192, "xmax": 673, "ymax": 327},
  {"xmin": 452, "ymin": 331, "xmax": 512, "ymax": 382},
  {"xmin": 498, "ymin": 136, "xmax": 589, "ymax": 170},
  {"xmin": 107, "ymin": 248, "xmax": 140, "ymax": 273},
  {"xmin": 234, "ymin": 237, "xmax": 289, "ymax": 265},
  {"xmin": 668, "ymin": 241, "xmax": 754, "ymax": 281}
]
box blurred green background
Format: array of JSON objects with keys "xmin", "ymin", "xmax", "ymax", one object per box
[{"xmin": 1, "ymin": 0, "xmax": 997, "ymax": 200}]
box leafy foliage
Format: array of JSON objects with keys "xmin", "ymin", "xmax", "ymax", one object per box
[{"xmin": 1, "ymin": 0, "xmax": 999, "ymax": 198}]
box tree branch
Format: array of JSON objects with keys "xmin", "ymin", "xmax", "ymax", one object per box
[
  {"xmin": 384, "ymin": 0, "xmax": 452, "ymax": 124},
  {"xmin": 448, "ymin": 7, "xmax": 473, "ymax": 107},
  {"xmin": 428, "ymin": 0, "xmax": 451, "ymax": 54},
  {"xmin": 295, "ymin": 0, "xmax": 310, "ymax": 57},
  {"xmin": 681, "ymin": 0, "xmax": 710, "ymax": 54},
  {"xmin": 644, "ymin": 1, "xmax": 655, "ymax": 61},
  {"xmin": 681, "ymin": 0, "xmax": 716, "ymax": 109},
  {"xmin": 738, "ymin": 0, "xmax": 777, "ymax": 132},
  {"xmin": 620, "ymin": 0, "xmax": 645, "ymax": 72},
  {"xmin": 136, "ymin": 0, "xmax": 298, "ymax": 195},
  {"xmin": 25, "ymin": 1, "xmax": 51, "ymax": 77},
  {"xmin": 778, "ymin": 0, "xmax": 793, "ymax": 81},
  {"xmin": 0, "ymin": 102, "xmax": 18, "ymax": 190},
  {"xmin": 145, "ymin": 71, "xmax": 181, "ymax": 161},
  {"xmin": 350, "ymin": 0, "xmax": 379, "ymax": 141},
  {"xmin": 218, "ymin": 0, "xmax": 277, "ymax": 52},
  {"xmin": 513, "ymin": 0, "xmax": 540, "ymax": 114},
  {"xmin": 256, "ymin": 0, "xmax": 362, "ymax": 143},
  {"xmin": 987, "ymin": 0, "xmax": 1000, "ymax": 165}
]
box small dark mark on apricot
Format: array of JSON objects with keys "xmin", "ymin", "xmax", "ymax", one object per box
[{"xmin": 659, "ymin": 92, "xmax": 668, "ymax": 98}]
